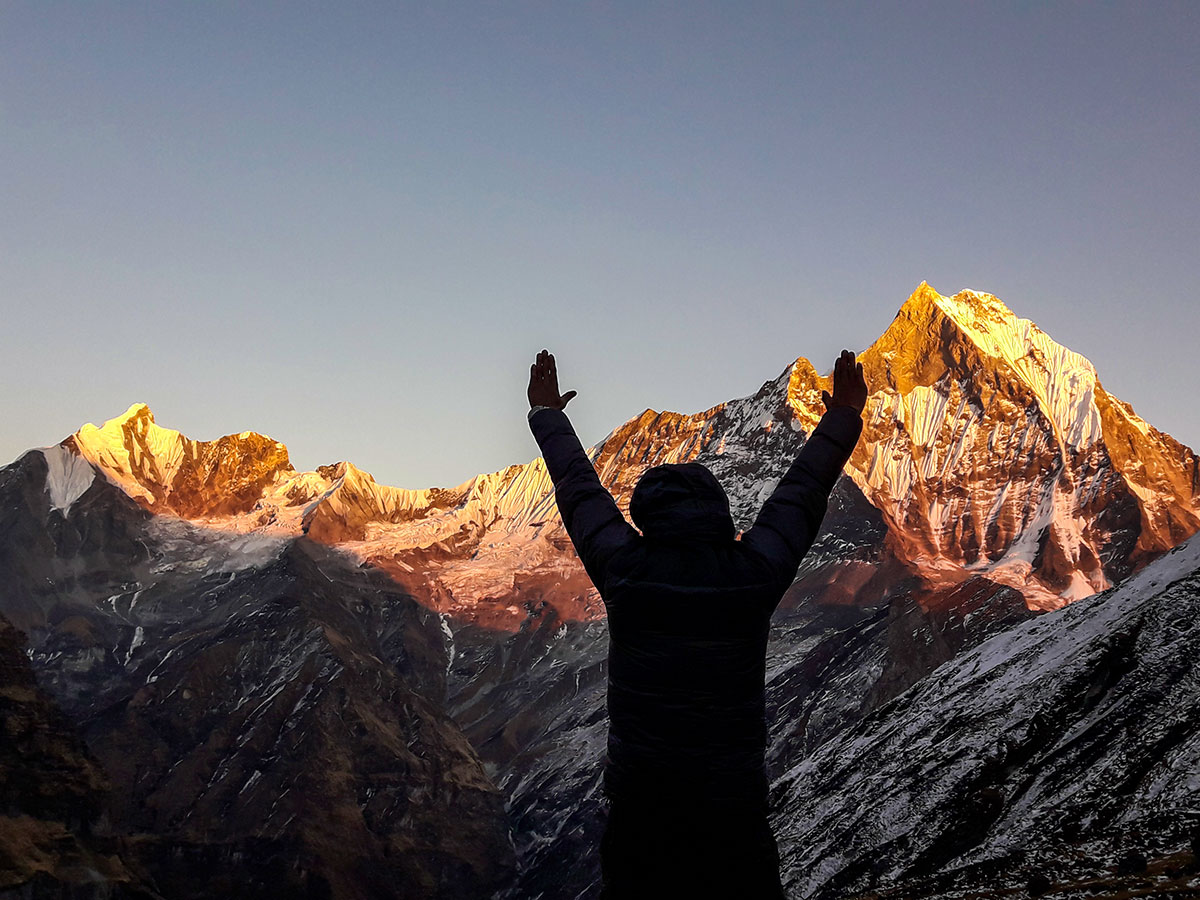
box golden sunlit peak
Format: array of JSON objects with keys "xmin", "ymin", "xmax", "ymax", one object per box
[
  {"xmin": 899, "ymin": 284, "xmax": 1018, "ymax": 325},
  {"xmin": 905, "ymin": 281, "xmax": 943, "ymax": 306},
  {"xmin": 115, "ymin": 402, "xmax": 155, "ymax": 423}
]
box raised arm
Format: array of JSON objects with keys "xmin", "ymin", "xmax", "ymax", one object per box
[
  {"xmin": 741, "ymin": 350, "xmax": 867, "ymax": 585},
  {"xmin": 527, "ymin": 350, "xmax": 637, "ymax": 590}
]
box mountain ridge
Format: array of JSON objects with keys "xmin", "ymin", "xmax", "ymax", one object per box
[
  {"xmin": 30, "ymin": 284, "xmax": 1200, "ymax": 619},
  {"xmin": 7, "ymin": 282, "xmax": 1200, "ymax": 899}
]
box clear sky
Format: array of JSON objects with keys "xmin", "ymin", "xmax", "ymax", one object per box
[{"xmin": 3, "ymin": 2, "xmax": 1198, "ymax": 488}]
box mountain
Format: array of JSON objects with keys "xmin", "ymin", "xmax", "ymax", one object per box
[
  {"xmin": 3, "ymin": 284, "xmax": 1198, "ymax": 899},
  {"xmin": 775, "ymin": 536, "xmax": 1200, "ymax": 899},
  {"xmin": 57, "ymin": 285, "xmax": 1200, "ymax": 618},
  {"xmin": 851, "ymin": 283, "xmax": 1199, "ymax": 606},
  {"xmin": 1, "ymin": 448, "xmax": 514, "ymax": 899},
  {"xmin": 0, "ymin": 613, "xmax": 156, "ymax": 898}
]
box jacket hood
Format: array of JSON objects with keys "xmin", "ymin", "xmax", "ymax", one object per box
[{"xmin": 629, "ymin": 463, "xmax": 735, "ymax": 543}]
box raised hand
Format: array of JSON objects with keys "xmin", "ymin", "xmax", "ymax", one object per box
[
  {"xmin": 821, "ymin": 349, "xmax": 868, "ymax": 413},
  {"xmin": 528, "ymin": 349, "xmax": 578, "ymax": 411}
]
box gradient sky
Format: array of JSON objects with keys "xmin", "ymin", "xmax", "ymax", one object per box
[{"xmin": 3, "ymin": 2, "xmax": 1198, "ymax": 488}]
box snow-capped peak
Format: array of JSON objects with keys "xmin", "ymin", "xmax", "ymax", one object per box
[
  {"xmin": 66, "ymin": 403, "xmax": 294, "ymax": 517},
  {"xmin": 116, "ymin": 401, "xmax": 154, "ymax": 422},
  {"xmin": 905, "ymin": 284, "xmax": 1103, "ymax": 452},
  {"xmin": 72, "ymin": 403, "xmax": 188, "ymax": 504}
]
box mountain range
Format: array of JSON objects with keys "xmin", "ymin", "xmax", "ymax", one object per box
[{"xmin": 2, "ymin": 284, "xmax": 1198, "ymax": 898}]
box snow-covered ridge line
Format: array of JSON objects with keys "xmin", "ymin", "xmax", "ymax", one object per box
[
  {"xmin": 31, "ymin": 283, "xmax": 1200, "ymax": 616},
  {"xmin": 776, "ymin": 537, "xmax": 1200, "ymax": 897},
  {"xmin": 928, "ymin": 285, "xmax": 1104, "ymax": 452},
  {"xmin": 67, "ymin": 402, "xmax": 553, "ymax": 517}
]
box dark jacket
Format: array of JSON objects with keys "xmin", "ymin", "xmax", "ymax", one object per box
[{"xmin": 529, "ymin": 405, "xmax": 863, "ymax": 806}]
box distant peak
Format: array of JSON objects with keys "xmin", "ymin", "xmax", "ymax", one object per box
[
  {"xmin": 76, "ymin": 404, "xmax": 173, "ymax": 444},
  {"xmin": 115, "ymin": 403, "xmax": 155, "ymax": 425},
  {"xmin": 899, "ymin": 282, "xmax": 956, "ymax": 319},
  {"xmin": 67, "ymin": 405, "xmax": 296, "ymax": 517},
  {"xmin": 338, "ymin": 461, "xmax": 377, "ymax": 484},
  {"xmin": 904, "ymin": 281, "xmax": 942, "ymax": 307},
  {"xmin": 899, "ymin": 284, "xmax": 1021, "ymax": 328}
]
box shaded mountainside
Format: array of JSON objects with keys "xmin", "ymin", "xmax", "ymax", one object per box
[
  {"xmin": 446, "ymin": 571, "xmax": 1040, "ymax": 898},
  {"xmin": 775, "ymin": 538, "xmax": 1200, "ymax": 899},
  {"xmin": 1, "ymin": 450, "xmax": 513, "ymax": 899},
  {"xmin": 2, "ymin": 284, "xmax": 1199, "ymax": 899},
  {"xmin": 455, "ymin": 540, "xmax": 1200, "ymax": 899},
  {"xmin": 0, "ymin": 614, "xmax": 156, "ymax": 899}
]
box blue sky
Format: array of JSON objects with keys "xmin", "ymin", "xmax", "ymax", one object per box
[{"xmin": 3, "ymin": 2, "xmax": 1198, "ymax": 487}]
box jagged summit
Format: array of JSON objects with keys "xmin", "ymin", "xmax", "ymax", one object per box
[
  {"xmin": 23, "ymin": 284, "xmax": 1200, "ymax": 614},
  {"xmin": 67, "ymin": 402, "xmax": 295, "ymax": 518},
  {"xmin": 901, "ymin": 280, "xmax": 1006, "ymax": 312},
  {"xmin": 867, "ymin": 283, "xmax": 1104, "ymax": 452},
  {"xmin": 901, "ymin": 281, "xmax": 1014, "ymax": 315},
  {"xmin": 114, "ymin": 401, "xmax": 154, "ymax": 422},
  {"xmin": 902, "ymin": 279, "xmax": 944, "ymax": 308},
  {"xmin": 779, "ymin": 283, "xmax": 1199, "ymax": 606}
]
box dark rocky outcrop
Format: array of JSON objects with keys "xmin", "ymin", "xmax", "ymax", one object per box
[{"xmin": 0, "ymin": 614, "xmax": 156, "ymax": 898}]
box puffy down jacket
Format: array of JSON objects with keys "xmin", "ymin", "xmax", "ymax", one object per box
[{"xmin": 529, "ymin": 405, "xmax": 862, "ymax": 806}]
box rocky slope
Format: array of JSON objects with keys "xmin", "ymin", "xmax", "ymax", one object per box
[
  {"xmin": 3, "ymin": 283, "xmax": 1198, "ymax": 899},
  {"xmin": 0, "ymin": 449, "xmax": 513, "ymax": 899},
  {"xmin": 0, "ymin": 613, "xmax": 156, "ymax": 898},
  {"xmin": 775, "ymin": 537, "xmax": 1200, "ymax": 899},
  {"xmin": 463, "ymin": 536, "xmax": 1200, "ymax": 899}
]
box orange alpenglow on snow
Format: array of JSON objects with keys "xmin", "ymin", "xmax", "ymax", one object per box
[{"xmin": 43, "ymin": 285, "xmax": 1200, "ymax": 621}]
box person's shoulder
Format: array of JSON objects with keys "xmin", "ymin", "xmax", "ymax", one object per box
[
  {"xmin": 605, "ymin": 533, "xmax": 644, "ymax": 567},
  {"xmin": 731, "ymin": 536, "xmax": 790, "ymax": 583}
]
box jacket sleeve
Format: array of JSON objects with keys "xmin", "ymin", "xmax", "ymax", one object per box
[
  {"xmin": 529, "ymin": 408, "xmax": 638, "ymax": 590},
  {"xmin": 741, "ymin": 406, "xmax": 863, "ymax": 584}
]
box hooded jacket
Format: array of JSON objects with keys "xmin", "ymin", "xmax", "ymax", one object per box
[{"xmin": 529, "ymin": 405, "xmax": 863, "ymax": 806}]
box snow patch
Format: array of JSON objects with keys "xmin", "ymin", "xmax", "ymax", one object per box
[
  {"xmin": 440, "ymin": 613, "xmax": 456, "ymax": 676},
  {"xmin": 40, "ymin": 445, "xmax": 95, "ymax": 514},
  {"xmin": 124, "ymin": 626, "xmax": 145, "ymax": 666}
]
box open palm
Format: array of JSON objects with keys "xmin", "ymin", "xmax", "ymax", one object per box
[
  {"xmin": 821, "ymin": 349, "xmax": 868, "ymax": 413},
  {"xmin": 528, "ymin": 350, "xmax": 577, "ymax": 410}
]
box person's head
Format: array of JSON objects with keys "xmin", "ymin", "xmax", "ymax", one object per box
[{"xmin": 629, "ymin": 462, "xmax": 735, "ymax": 543}]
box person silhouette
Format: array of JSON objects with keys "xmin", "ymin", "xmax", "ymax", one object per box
[{"xmin": 527, "ymin": 348, "xmax": 867, "ymax": 899}]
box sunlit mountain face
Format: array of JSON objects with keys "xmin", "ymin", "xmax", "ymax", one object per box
[
  {"xmin": 47, "ymin": 283, "xmax": 1200, "ymax": 618},
  {"xmin": 4, "ymin": 285, "xmax": 1198, "ymax": 898}
]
